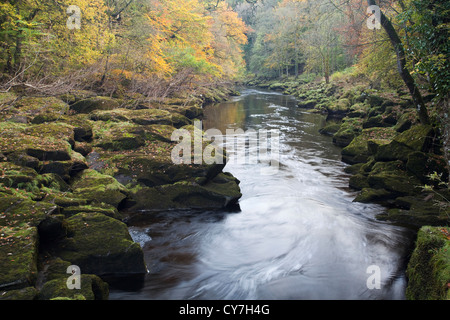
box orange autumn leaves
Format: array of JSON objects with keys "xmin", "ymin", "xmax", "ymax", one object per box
[
  {"xmin": 0, "ymin": 0, "xmax": 249, "ymax": 90},
  {"xmin": 141, "ymin": 0, "xmax": 249, "ymax": 79}
]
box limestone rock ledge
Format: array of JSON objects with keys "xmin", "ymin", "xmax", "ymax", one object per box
[{"xmin": 0, "ymin": 91, "xmax": 242, "ymax": 300}]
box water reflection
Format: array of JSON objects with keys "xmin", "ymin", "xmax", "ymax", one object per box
[{"xmin": 109, "ymin": 88, "xmax": 414, "ymax": 300}]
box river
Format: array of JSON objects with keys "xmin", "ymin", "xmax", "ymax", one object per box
[{"xmin": 109, "ymin": 88, "xmax": 415, "ymax": 300}]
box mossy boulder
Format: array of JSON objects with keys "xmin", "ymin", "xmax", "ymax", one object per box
[
  {"xmin": 405, "ymin": 226, "xmax": 450, "ymax": 300},
  {"xmin": 377, "ymin": 196, "xmax": 450, "ymax": 228},
  {"xmin": 38, "ymin": 274, "xmax": 109, "ymax": 300},
  {"xmin": 347, "ymin": 102, "xmax": 370, "ymax": 118},
  {"xmin": 332, "ymin": 117, "xmax": 363, "ymax": 147},
  {"xmin": 0, "ymin": 226, "xmax": 39, "ymax": 291},
  {"xmin": 326, "ymin": 98, "xmax": 351, "ymax": 116},
  {"xmin": 367, "ymin": 166, "xmax": 422, "ymax": 196},
  {"xmin": 2, "ymin": 96, "xmax": 70, "ymax": 124},
  {"xmin": 0, "ymin": 122, "xmax": 74, "ymax": 162},
  {"xmin": 406, "ymin": 151, "xmax": 449, "ymax": 184},
  {"xmin": 162, "ymin": 104, "xmax": 203, "ymax": 120},
  {"xmin": 73, "ymin": 142, "xmax": 93, "ymax": 157},
  {"xmin": 61, "ymin": 203, "xmax": 121, "ymax": 220},
  {"xmin": 5, "ymin": 152, "xmax": 40, "ymax": 170},
  {"xmin": 319, "ymin": 123, "xmax": 341, "ymax": 136},
  {"xmin": 127, "ymin": 172, "xmax": 241, "ymax": 212},
  {"xmin": 394, "ymin": 111, "xmax": 417, "ymax": 133},
  {"xmin": 0, "ymin": 196, "xmax": 59, "ymax": 228},
  {"xmin": 366, "ymin": 94, "xmax": 386, "ymax": 107},
  {"xmin": 91, "ymin": 108, "xmax": 191, "ymax": 128},
  {"xmin": 375, "ymin": 125, "xmax": 435, "ymax": 162},
  {"xmin": 93, "ymin": 122, "xmax": 147, "ymax": 151},
  {"xmin": 0, "ymin": 162, "xmax": 39, "ymax": 189},
  {"xmin": 349, "ymin": 174, "xmax": 370, "ymax": 190},
  {"xmin": 70, "ymin": 169, "xmax": 128, "ymax": 208},
  {"xmin": 70, "ymin": 96, "xmax": 120, "ymax": 114},
  {"xmin": 57, "ymin": 212, "xmax": 147, "ymax": 276},
  {"xmin": 113, "ymin": 155, "xmax": 225, "ymax": 188},
  {"xmin": 362, "ymin": 115, "xmax": 387, "ymax": 129},
  {"xmin": 341, "ymin": 127, "xmax": 396, "ymax": 164},
  {"xmin": 59, "ymin": 90, "xmax": 98, "ymax": 104},
  {"xmin": 297, "ymin": 100, "xmax": 317, "ymax": 109},
  {"xmin": 353, "ymin": 188, "xmax": 393, "ymax": 204},
  {"xmin": 0, "ymin": 286, "xmax": 38, "ymax": 300}
]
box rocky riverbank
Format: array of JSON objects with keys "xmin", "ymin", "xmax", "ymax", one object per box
[
  {"xmin": 0, "ymin": 85, "xmax": 242, "ymax": 300},
  {"xmin": 247, "ymin": 77, "xmax": 449, "ymax": 300}
]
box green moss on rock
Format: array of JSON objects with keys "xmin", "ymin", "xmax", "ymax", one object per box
[
  {"xmin": 332, "ymin": 117, "xmax": 363, "ymax": 147},
  {"xmin": 319, "ymin": 123, "xmax": 341, "ymax": 136},
  {"xmin": 38, "ymin": 274, "xmax": 109, "ymax": 300},
  {"xmin": 341, "ymin": 127, "xmax": 396, "ymax": 164},
  {"xmin": 70, "ymin": 96, "xmax": 120, "ymax": 114},
  {"xmin": 128, "ymin": 172, "xmax": 241, "ymax": 212},
  {"xmin": 70, "ymin": 169, "xmax": 128, "ymax": 208},
  {"xmin": 57, "ymin": 212, "xmax": 146, "ymax": 276},
  {"xmin": 0, "ymin": 226, "xmax": 39, "ymax": 291},
  {"xmin": 353, "ymin": 188, "xmax": 393, "ymax": 204},
  {"xmin": 367, "ymin": 168, "xmax": 422, "ymax": 196},
  {"xmin": 0, "ymin": 286, "xmax": 38, "ymax": 300},
  {"xmin": 375, "ymin": 125, "xmax": 435, "ymax": 162},
  {"xmin": 406, "ymin": 226, "xmax": 450, "ymax": 300}
]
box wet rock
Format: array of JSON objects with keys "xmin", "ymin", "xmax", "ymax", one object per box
[
  {"xmin": 127, "ymin": 172, "xmax": 241, "ymax": 212},
  {"xmin": 353, "ymin": 188, "xmax": 393, "ymax": 204},
  {"xmin": 319, "ymin": 123, "xmax": 341, "ymax": 136},
  {"xmin": 349, "ymin": 174, "xmax": 369, "ymax": 190},
  {"xmin": 57, "ymin": 212, "xmax": 147, "ymax": 276},
  {"xmin": 114, "ymin": 155, "xmax": 226, "ymax": 188}
]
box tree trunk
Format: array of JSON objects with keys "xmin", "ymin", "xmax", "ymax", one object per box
[{"xmin": 367, "ymin": 0, "xmax": 430, "ymax": 125}]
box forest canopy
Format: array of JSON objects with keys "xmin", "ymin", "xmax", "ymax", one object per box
[
  {"xmin": 0, "ymin": 0, "xmax": 250, "ymax": 96},
  {"xmin": 0, "ymin": 0, "xmax": 448, "ymax": 103}
]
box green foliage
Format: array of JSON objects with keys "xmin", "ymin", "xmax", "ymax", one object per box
[{"xmin": 398, "ymin": 0, "xmax": 450, "ymax": 98}]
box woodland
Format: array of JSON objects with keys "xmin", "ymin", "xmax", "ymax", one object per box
[{"xmin": 0, "ymin": 0, "xmax": 449, "ymax": 301}]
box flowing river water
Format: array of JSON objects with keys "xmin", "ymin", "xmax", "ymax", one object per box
[{"xmin": 109, "ymin": 88, "xmax": 415, "ymax": 300}]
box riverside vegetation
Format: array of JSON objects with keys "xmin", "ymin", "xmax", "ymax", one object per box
[{"xmin": 1, "ymin": 0, "xmax": 449, "ymax": 301}]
